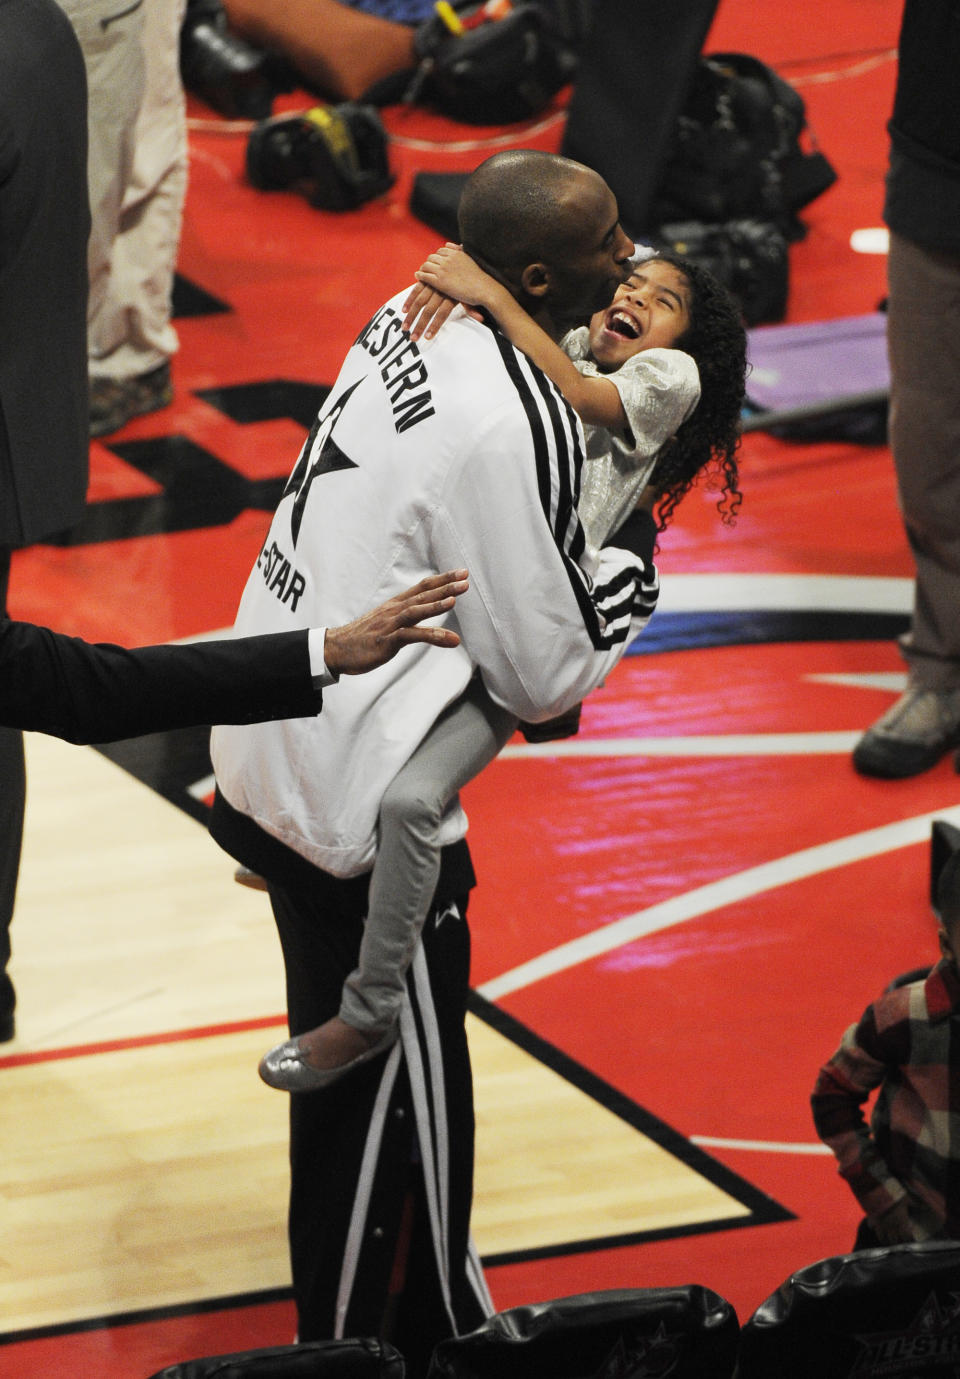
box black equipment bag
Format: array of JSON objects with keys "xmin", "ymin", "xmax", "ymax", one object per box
[
  {"xmin": 246, "ymin": 103, "xmax": 394, "ymax": 211},
  {"xmin": 737, "ymin": 1241, "xmax": 960, "ymax": 1379},
  {"xmin": 656, "ymin": 216, "xmax": 790, "ymax": 327},
  {"xmin": 407, "ymin": 3, "xmax": 577, "ymax": 124},
  {"xmin": 647, "ymin": 51, "xmax": 837, "ymax": 325},
  {"xmin": 146, "ymin": 1336, "xmax": 404, "ymax": 1379},
  {"xmin": 649, "ymin": 51, "xmax": 837, "ymax": 232},
  {"xmin": 426, "ymin": 1286, "xmax": 740, "ymax": 1379},
  {"xmin": 409, "ymin": 170, "xmax": 467, "ymax": 240},
  {"xmin": 407, "ymin": 185, "xmax": 790, "ymax": 327}
]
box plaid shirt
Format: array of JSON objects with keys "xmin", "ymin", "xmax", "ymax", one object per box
[{"xmin": 811, "ymin": 959, "xmax": 960, "ymax": 1239}]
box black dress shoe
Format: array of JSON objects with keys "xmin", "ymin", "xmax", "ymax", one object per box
[{"xmin": 0, "ymin": 1006, "xmax": 14, "ymax": 1043}]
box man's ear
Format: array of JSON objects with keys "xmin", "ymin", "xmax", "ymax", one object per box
[{"xmin": 519, "ymin": 262, "xmax": 551, "ymax": 299}]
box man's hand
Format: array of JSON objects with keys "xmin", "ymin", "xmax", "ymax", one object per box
[
  {"xmin": 870, "ymin": 1196, "xmax": 916, "ymax": 1245},
  {"xmin": 324, "ymin": 570, "xmax": 468, "ymax": 677}
]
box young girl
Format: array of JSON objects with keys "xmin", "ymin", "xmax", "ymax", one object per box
[{"xmin": 258, "ymin": 247, "xmax": 747, "ymax": 1093}]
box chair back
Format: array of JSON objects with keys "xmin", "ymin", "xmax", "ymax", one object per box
[
  {"xmin": 737, "ymin": 1241, "xmax": 960, "ymax": 1378},
  {"xmin": 145, "ymin": 1336, "xmax": 404, "ymax": 1378},
  {"xmin": 427, "ymin": 1285, "xmax": 739, "ymax": 1379}
]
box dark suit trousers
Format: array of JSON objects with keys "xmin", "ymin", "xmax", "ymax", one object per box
[{"xmin": 0, "ymin": 548, "xmax": 25, "ymax": 1009}]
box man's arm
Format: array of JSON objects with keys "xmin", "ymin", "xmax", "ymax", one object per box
[
  {"xmin": 0, "ymin": 570, "xmax": 468, "ymax": 744},
  {"xmin": 811, "ymin": 1014, "xmax": 913, "ymax": 1236},
  {"xmin": 431, "ymin": 397, "xmax": 658, "ymax": 723},
  {"xmin": 405, "ymin": 245, "xmax": 628, "ymax": 431},
  {"xmin": 324, "ymin": 569, "xmax": 467, "ymax": 675}
]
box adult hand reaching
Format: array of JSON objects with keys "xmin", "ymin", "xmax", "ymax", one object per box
[{"xmin": 324, "ymin": 570, "xmax": 468, "ymax": 676}]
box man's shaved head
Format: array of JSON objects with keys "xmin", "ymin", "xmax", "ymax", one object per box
[
  {"xmin": 459, "ymin": 150, "xmax": 605, "ymax": 272},
  {"xmin": 456, "ymin": 149, "xmax": 634, "ymax": 331}
]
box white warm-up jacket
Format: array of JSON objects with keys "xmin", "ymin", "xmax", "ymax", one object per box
[{"xmin": 211, "ymin": 290, "xmax": 659, "ymax": 878}]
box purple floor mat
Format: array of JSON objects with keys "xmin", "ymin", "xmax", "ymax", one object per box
[{"xmin": 745, "ymin": 313, "xmax": 889, "ymax": 411}]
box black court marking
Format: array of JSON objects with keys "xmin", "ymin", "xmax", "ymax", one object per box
[
  {"xmin": 467, "ymin": 992, "xmax": 793, "ymax": 1269},
  {"xmin": 171, "ymin": 273, "xmax": 231, "ymax": 319},
  {"xmin": 95, "ymin": 725, "xmax": 214, "ymax": 829},
  {"xmin": 195, "ymin": 379, "xmax": 331, "ymax": 428},
  {"xmin": 628, "ymin": 610, "xmax": 910, "ymax": 655},
  {"xmin": 0, "ymin": 1286, "xmax": 292, "ymax": 1346},
  {"xmin": 41, "ymin": 381, "xmax": 333, "ymax": 546},
  {"xmin": 52, "ymin": 436, "xmax": 286, "ymax": 544}
]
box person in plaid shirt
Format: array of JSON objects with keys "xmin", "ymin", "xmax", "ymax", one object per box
[{"xmin": 811, "ymin": 850, "xmax": 960, "ymax": 1248}]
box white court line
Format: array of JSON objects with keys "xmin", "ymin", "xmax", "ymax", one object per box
[
  {"xmin": 189, "ymin": 773, "xmax": 216, "ymax": 801},
  {"xmin": 478, "ymin": 804, "xmax": 960, "ymax": 1002},
  {"xmin": 691, "ymin": 1136, "xmax": 832, "ymax": 1156},
  {"xmin": 189, "ymin": 731, "xmax": 863, "ymax": 795},
  {"xmin": 806, "ymin": 672, "xmax": 906, "ymax": 692},
  {"xmin": 501, "ymin": 732, "xmax": 860, "ymax": 759},
  {"xmin": 654, "ymin": 572, "xmax": 912, "ymax": 615}
]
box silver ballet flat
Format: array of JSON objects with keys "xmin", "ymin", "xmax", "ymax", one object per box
[{"xmin": 258, "ymin": 1025, "xmax": 399, "ymax": 1093}]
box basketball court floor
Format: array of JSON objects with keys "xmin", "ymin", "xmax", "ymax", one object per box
[{"xmin": 2, "ymin": 1, "xmax": 945, "ymax": 1373}]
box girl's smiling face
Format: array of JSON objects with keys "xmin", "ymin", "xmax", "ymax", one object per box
[{"xmin": 587, "ymin": 259, "xmax": 693, "ymax": 370}]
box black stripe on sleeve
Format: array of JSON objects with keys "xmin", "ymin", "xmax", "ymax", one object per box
[
  {"xmin": 493, "ymin": 333, "xmax": 554, "ymax": 522},
  {"xmin": 490, "ymin": 331, "xmax": 653, "ymax": 652},
  {"xmin": 491, "ymin": 334, "xmax": 608, "ymax": 642},
  {"xmin": 529, "ymin": 364, "xmax": 590, "ymax": 569}
]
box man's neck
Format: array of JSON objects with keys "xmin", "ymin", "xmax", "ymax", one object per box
[
  {"xmin": 520, "ymin": 297, "xmax": 564, "ymax": 343},
  {"xmin": 463, "ymin": 249, "xmax": 566, "ymax": 343}
]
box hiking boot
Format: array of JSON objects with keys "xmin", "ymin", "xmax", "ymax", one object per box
[
  {"xmin": 852, "ymin": 686, "xmax": 960, "ymax": 779},
  {"xmin": 89, "ymin": 361, "xmax": 173, "ymax": 437}
]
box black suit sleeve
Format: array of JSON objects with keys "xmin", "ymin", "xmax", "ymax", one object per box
[{"xmin": 0, "ymin": 620, "xmax": 322, "ymax": 744}]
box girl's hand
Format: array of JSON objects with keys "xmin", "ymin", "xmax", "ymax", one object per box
[
  {"xmin": 416, "ymin": 243, "xmax": 498, "ymax": 307},
  {"xmin": 402, "ymin": 282, "xmax": 472, "ymax": 340},
  {"xmin": 402, "ymin": 243, "xmax": 498, "ymax": 340}
]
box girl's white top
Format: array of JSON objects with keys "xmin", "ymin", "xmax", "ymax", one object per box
[{"xmin": 563, "ymin": 330, "xmax": 701, "ymax": 549}]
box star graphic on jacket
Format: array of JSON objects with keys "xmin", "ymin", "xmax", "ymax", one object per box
[{"xmin": 284, "ymin": 379, "xmax": 361, "ymax": 546}]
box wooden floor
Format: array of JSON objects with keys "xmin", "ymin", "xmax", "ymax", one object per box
[
  {"xmin": 2, "ymin": 0, "xmax": 940, "ymax": 1373},
  {"xmin": 3, "ymin": 738, "xmax": 751, "ymax": 1335}
]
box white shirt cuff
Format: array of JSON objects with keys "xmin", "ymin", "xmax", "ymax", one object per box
[{"xmin": 308, "ymin": 627, "xmax": 339, "ymax": 689}]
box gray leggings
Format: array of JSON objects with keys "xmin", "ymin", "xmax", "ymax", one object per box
[{"xmin": 339, "ymin": 677, "xmax": 517, "ymax": 1034}]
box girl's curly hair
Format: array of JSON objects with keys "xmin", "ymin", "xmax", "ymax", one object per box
[{"xmin": 640, "ymin": 250, "xmax": 747, "ymax": 532}]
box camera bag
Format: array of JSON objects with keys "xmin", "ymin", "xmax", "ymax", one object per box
[
  {"xmin": 646, "ymin": 51, "xmax": 837, "ymax": 324},
  {"xmin": 246, "ymin": 103, "xmax": 394, "ymax": 211},
  {"xmin": 656, "ymin": 217, "xmax": 791, "ymax": 326},
  {"xmin": 649, "ymin": 51, "xmax": 836, "ymax": 231},
  {"xmin": 407, "ymin": 3, "xmax": 577, "ymax": 124}
]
